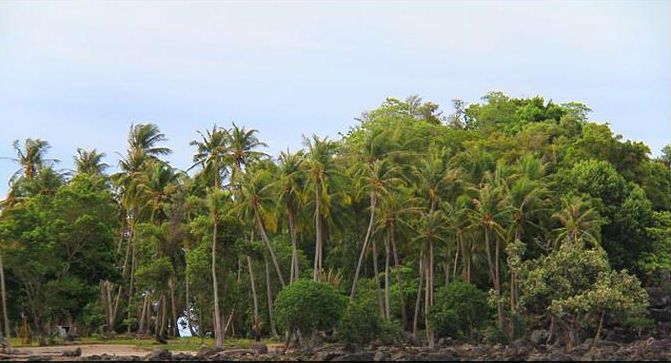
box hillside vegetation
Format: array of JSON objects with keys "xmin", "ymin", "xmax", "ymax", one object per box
[{"xmin": 0, "ymin": 92, "xmax": 669, "ymax": 351}]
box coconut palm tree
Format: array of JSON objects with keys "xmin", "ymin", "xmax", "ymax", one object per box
[
  {"xmin": 553, "ymin": 196, "xmax": 603, "ymax": 249},
  {"xmin": 4, "ymin": 138, "xmax": 58, "ymax": 183},
  {"xmin": 276, "ymin": 149, "xmax": 306, "ymax": 283},
  {"xmin": 233, "ymin": 164, "xmax": 286, "ymax": 287},
  {"xmin": 225, "ymin": 123, "xmax": 268, "ymax": 183},
  {"xmin": 74, "ymin": 148, "xmax": 109, "ymax": 175},
  {"xmin": 188, "ymin": 124, "xmax": 230, "ymax": 349},
  {"xmin": 303, "ymin": 135, "xmax": 339, "ymax": 281},
  {"xmin": 469, "ymin": 173, "xmax": 511, "ymax": 329}
]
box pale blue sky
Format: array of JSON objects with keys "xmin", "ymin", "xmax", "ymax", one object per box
[{"xmin": 1, "ymin": 0, "xmax": 669, "ymax": 197}]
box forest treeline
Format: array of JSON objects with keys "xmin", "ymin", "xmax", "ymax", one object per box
[{"xmin": 0, "ymin": 92, "xmax": 669, "ymax": 350}]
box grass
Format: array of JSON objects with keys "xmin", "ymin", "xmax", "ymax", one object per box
[{"xmin": 7, "ymin": 335, "xmax": 281, "ymax": 351}]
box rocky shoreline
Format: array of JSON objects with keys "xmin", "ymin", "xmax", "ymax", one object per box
[{"xmin": 2, "ymin": 337, "xmax": 669, "ymax": 361}]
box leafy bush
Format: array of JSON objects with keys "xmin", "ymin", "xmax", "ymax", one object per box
[
  {"xmin": 273, "ymin": 279, "xmax": 346, "ymax": 337},
  {"xmin": 337, "ymin": 298, "xmax": 381, "ymax": 348},
  {"xmin": 429, "ymin": 281, "xmax": 490, "ymax": 339}
]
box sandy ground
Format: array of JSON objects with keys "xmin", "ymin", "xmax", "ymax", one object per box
[{"xmin": 9, "ymin": 344, "xmax": 151, "ymax": 358}]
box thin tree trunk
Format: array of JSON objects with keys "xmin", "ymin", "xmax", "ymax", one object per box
[
  {"xmin": 170, "ymin": 277, "xmax": 178, "ymax": 337},
  {"xmin": 452, "ymin": 247, "xmax": 459, "ymax": 280},
  {"xmin": 254, "ymin": 208, "xmax": 286, "ymax": 287},
  {"xmin": 288, "ymin": 207, "xmax": 299, "ymax": 283},
  {"xmin": 593, "ymin": 311, "xmax": 605, "ymax": 346},
  {"xmin": 390, "ymin": 227, "xmax": 408, "ymax": 330},
  {"xmin": 127, "ymin": 232, "xmax": 137, "ymax": 334},
  {"xmin": 212, "ymin": 209, "xmax": 223, "ymax": 348},
  {"xmin": 138, "ymin": 293, "xmax": 148, "ymax": 335},
  {"xmin": 372, "ymin": 238, "xmax": 384, "ymax": 319},
  {"xmin": 265, "ymin": 258, "xmax": 278, "ymax": 337},
  {"xmin": 424, "ymin": 254, "xmax": 434, "ymax": 348},
  {"xmin": 313, "ymin": 183, "xmax": 321, "ymax": 281},
  {"xmin": 412, "ymin": 250, "xmax": 424, "ymax": 340},
  {"xmin": 384, "ymin": 234, "xmax": 391, "ymax": 321},
  {"xmin": 350, "ymin": 193, "xmax": 376, "ymax": 300},
  {"xmin": 0, "ymin": 247, "xmax": 10, "ymax": 345},
  {"xmin": 247, "ymin": 256, "xmax": 260, "ymax": 341},
  {"xmin": 494, "ymin": 237, "xmax": 503, "ymax": 329},
  {"xmin": 159, "ymin": 292, "xmax": 168, "ymax": 340}
]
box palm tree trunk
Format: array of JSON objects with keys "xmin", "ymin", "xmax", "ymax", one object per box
[
  {"xmin": 372, "ymin": 238, "xmax": 384, "ymax": 319},
  {"xmin": 0, "ymin": 246, "xmax": 10, "ymax": 344},
  {"xmin": 412, "ymin": 250, "xmax": 424, "ymax": 339},
  {"xmin": 265, "ymin": 258, "xmax": 278, "ymax": 337},
  {"xmin": 159, "ymin": 292, "xmax": 168, "ymax": 340},
  {"xmin": 494, "ymin": 237, "xmax": 503, "ymax": 329},
  {"xmin": 254, "ymin": 207, "xmax": 286, "ymax": 287},
  {"xmin": 170, "ymin": 277, "xmax": 178, "ymax": 337},
  {"xmin": 288, "ymin": 207, "xmax": 299, "ymax": 283},
  {"xmin": 313, "ymin": 183, "xmax": 322, "ymax": 281},
  {"xmin": 390, "ymin": 226, "xmax": 408, "ymax": 330},
  {"xmin": 424, "ymin": 254, "xmax": 434, "ymax": 348},
  {"xmin": 138, "ymin": 293, "xmax": 148, "ymax": 335},
  {"xmin": 350, "ymin": 193, "xmax": 376, "ymax": 300},
  {"xmin": 247, "ymin": 256, "xmax": 260, "ymax": 341},
  {"xmin": 212, "ymin": 209, "xmax": 223, "ymax": 349},
  {"xmin": 185, "ymin": 273, "xmax": 198, "ymax": 337},
  {"xmin": 126, "ymin": 231, "xmax": 137, "ymax": 334},
  {"xmin": 384, "ymin": 233, "xmax": 391, "ymax": 321}
]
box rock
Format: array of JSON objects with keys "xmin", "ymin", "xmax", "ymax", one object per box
[
  {"xmin": 436, "ymin": 337, "xmax": 452, "ymax": 347},
  {"xmin": 26, "ymin": 356, "xmax": 52, "ymax": 361},
  {"xmin": 373, "ymin": 350, "xmax": 389, "ymax": 361},
  {"xmin": 547, "ymin": 350, "xmax": 572, "ymax": 361},
  {"xmin": 172, "ymin": 352, "xmax": 196, "ymax": 360},
  {"xmin": 62, "ymin": 347, "xmax": 82, "ymax": 357},
  {"xmin": 196, "ymin": 345, "xmax": 222, "ymax": 358},
  {"xmin": 145, "ymin": 349, "xmax": 172, "ymax": 361},
  {"xmin": 331, "ymin": 352, "xmax": 375, "ymax": 361},
  {"xmin": 530, "ymin": 329, "xmax": 549, "ymax": 345},
  {"xmin": 251, "ymin": 342, "xmax": 268, "ymax": 354}
]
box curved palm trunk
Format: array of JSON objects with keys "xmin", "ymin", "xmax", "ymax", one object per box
[
  {"xmin": 484, "ymin": 226, "xmax": 503, "ymax": 328},
  {"xmin": 350, "ymin": 193, "xmax": 376, "ymax": 300},
  {"xmin": 254, "ymin": 207, "xmax": 286, "ymax": 287}
]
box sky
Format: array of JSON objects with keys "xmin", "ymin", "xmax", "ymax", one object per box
[{"xmin": 0, "ymin": 0, "xmax": 669, "ymax": 198}]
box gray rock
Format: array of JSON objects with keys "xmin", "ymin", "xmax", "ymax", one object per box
[
  {"xmin": 62, "ymin": 347, "xmax": 82, "ymax": 357},
  {"xmin": 373, "ymin": 350, "xmax": 389, "ymax": 361},
  {"xmin": 251, "ymin": 342, "xmax": 268, "ymax": 354},
  {"xmin": 332, "ymin": 352, "xmax": 375, "ymax": 361},
  {"xmin": 145, "ymin": 349, "xmax": 172, "ymax": 361}
]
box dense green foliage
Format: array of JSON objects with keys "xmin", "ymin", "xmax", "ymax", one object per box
[
  {"xmin": 0, "ymin": 92, "xmax": 667, "ymax": 349},
  {"xmin": 429, "ymin": 281, "xmax": 489, "ymax": 339},
  {"xmin": 273, "ymin": 279, "xmax": 345, "ymax": 337}
]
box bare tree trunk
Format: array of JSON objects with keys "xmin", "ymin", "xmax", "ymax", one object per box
[
  {"xmin": 212, "ymin": 209, "xmax": 223, "ymax": 348},
  {"xmin": 372, "ymin": 238, "xmax": 384, "ymax": 319},
  {"xmin": 126, "ymin": 227, "xmax": 137, "ymax": 334},
  {"xmin": 254, "ymin": 207, "xmax": 286, "ymax": 287},
  {"xmin": 170, "ymin": 277, "xmax": 179, "ymax": 337},
  {"xmin": 384, "ymin": 234, "xmax": 391, "ymax": 321},
  {"xmin": 593, "ymin": 311, "xmax": 605, "ymax": 346},
  {"xmin": 112, "ymin": 224, "xmax": 132, "ymax": 329},
  {"xmin": 0, "ymin": 247, "xmax": 10, "ymax": 345},
  {"xmin": 185, "ymin": 272, "xmax": 198, "ymax": 337},
  {"xmin": 412, "ymin": 251, "xmax": 424, "ymax": 340},
  {"xmin": 138, "ymin": 293, "xmax": 148, "ymax": 335},
  {"xmin": 390, "ymin": 227, "xmax": 408, "ymax": 330},
  {"xmin": 159, "ymin": 292, "xmax": 168, "ymax": 340},
  {"xmin": 494, "ymin": 238, "xmax": 503, "ymax": 329},
  {"xmin": 288, "ymin": 207, "xmax": 299, "ymax": 283},
  {"xmin": 350, "ymin": 193, "xmax": 376, "ymax": 300},
  {"xmin": 424, "ymin": 254, "xmax": 434, "ymax": 348},
  {"xmin": 265, "ymin": 258, "xmax": 278, "ymax": 337},
  {"xmin": 247, "ymin": 256, "xmax": 260, "ymax": 341},
  {"xmin": 313, "ymin": 183, "xmax": 322, "ymax": 281}
]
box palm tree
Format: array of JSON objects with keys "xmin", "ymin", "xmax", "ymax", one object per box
[
  {"xmin": 553, "ymin": 196, "xmax": 603, "ymax": 249},
  {"xmin": 350, "ymin": 158, "xmax": 402, "ymax": 301},
  {"xmin": 188, "ymin": 124, "xmax": 229, "ymax": 349},
  {"xmin": 469, "ymin": 173, "xmax": 511, "ymax": 329},
  {"xmin": 233, "ymin": 164, "xmax": 286, "ymax": 288},
  {"xmin": 4, "ymin": 138, "xmax": 58, "ymax": 183},
  {"xmin": 303, "ymin": 135, "xmax": 339, "ymax": 281},
  {"xmin": 276, "ymin": 149, "xmax": 306, "ymax": 283},
  {"xmin": 375, "ymin": 187, "xmax": 421, "ymax": 325},
  {"xmin": 226, "ymin": 123, "xmax": 268, "ymax": 183},
  {"xmin": 74, "ymin": 148, "xmax": 109, "ymax": 175}
]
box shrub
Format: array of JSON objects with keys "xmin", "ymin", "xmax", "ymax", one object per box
[
  {"xmin": 337, "ymin": 298, "xmax": 381, "ymax": 348},
  {"xmin": 274, "ymin": 279, "xmax": 346, "ymax": 338},
  {"xmin": 429, "ymin": 281, "xmax": 489, "ymax": 339}
]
